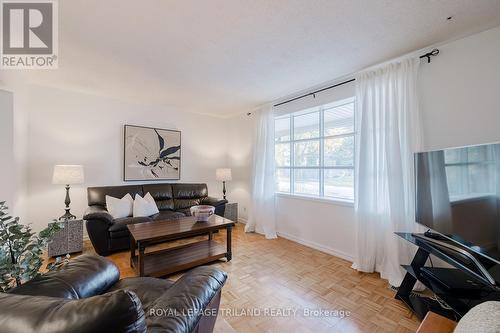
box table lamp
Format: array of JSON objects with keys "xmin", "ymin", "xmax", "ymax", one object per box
[
  {"xmin": 52, "ymin": 165, "xmax": 84, "ymax": 220},
  {"xmin": 216, "ymin": 168, "xmax": 232, "ymax": 200}
]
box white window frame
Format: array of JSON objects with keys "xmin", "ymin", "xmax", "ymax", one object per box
[{"xmin": 275, "ymin": 97, "xmax": 355, "ymax": 203}]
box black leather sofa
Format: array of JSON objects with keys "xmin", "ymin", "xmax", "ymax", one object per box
[
  {"xmin": 84, "ymin": 183, "xmax": 227, "ymax": 256},
  {"xmin": 0, "ymin": 254, "xmax": 227, "ymax": 333}
]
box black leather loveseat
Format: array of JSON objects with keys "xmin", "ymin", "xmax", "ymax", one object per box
[
  {"xmin": 84, "ymin": 183, "xmax": 227, "ymax": 256},
  {"xmin": 0, "ymin": 254, "xmax": 227, "ymax": 333}
]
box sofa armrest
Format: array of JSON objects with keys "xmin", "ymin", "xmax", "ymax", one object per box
[
  {"xmin": 9, "ymin": 254, "xmax": 120, "ymax": 299},
  {"xmin": 202, "ymin": 197, "xmax": 228, "ymax": 217},
  {"xmin": 0, "ymin": 290, "xmax": 147, "ymax": 333},
  {"xmin": 201, "ymin": 196, "xmax": 228, "ymax": 207},
  {"xmin": 146, "ymin": 266, "xmax": 227, "ymax": 333},
  {"xmin": 83, "ymin": 205, "xmax": 114, "ymax": 225},
  {"xmin": 84, "ymin": 207, "xmax": 115, "ymax": 256}
]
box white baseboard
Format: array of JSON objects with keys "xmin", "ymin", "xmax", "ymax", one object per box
[
  {"xmin": 277, "ymin": 230, "xmax": 354, "ymax": 262},
  {"xmin": 235, "ymin": 218, "xmax": 353, "ymax": 262}
]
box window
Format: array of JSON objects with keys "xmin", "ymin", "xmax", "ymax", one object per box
[
  {"xmin": 444, "ymin": 145, "xmax": 496, "ymax": 201},
  {"xmin": 275, "ymin": 98, "xmax": 355, "ymax": 201}
]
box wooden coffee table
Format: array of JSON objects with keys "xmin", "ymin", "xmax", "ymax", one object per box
[{"xmin": 127, "ymin": 215, "xmax": 235, "ymax": 277}]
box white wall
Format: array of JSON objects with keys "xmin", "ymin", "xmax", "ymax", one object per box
[
  {"xmin": 225, "ymin": 113, "xmax": 254, "ymax": 221},
  {"xmin": 0, "ymin": 90, "xmax": 15, "ymax": 210},
  {"xmin": 23, "ymin": 85, "xmax": 229, "ymax": 231},
  {"xmin": 230, "ymin": 25, "xmax": 500, "ymax": 261},
  {"xmin": 0, "ymin": 74, "xmax": 29, "ymax": 221},
  {"xmin": 419, "ymin": 25, "xmax": 500, "ymax": 151},
  {"xmin": 275, "ymin": 197, "xmax": 355, "ymax": 260}
]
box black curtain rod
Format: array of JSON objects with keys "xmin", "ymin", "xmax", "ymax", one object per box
[
  {"xmin": 273, "ymin": 48, "xmax": 439, "ymax": 108},
  {"xmin": 273, "ymin": 78, "xmax": 355, "ymax": 107}
]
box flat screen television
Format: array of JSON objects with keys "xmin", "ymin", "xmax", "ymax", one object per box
[{"xmin": 415, "ymin": 142, "xmax": 500, "ymax": 265}]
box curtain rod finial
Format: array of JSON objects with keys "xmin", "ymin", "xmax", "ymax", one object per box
[{"xmin": 420, "ymin": 48, "xmax": 440, "ymax": 63}]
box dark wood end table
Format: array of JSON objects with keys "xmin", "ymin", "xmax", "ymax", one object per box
[{"xmin": 127, "ymin": 214, "xmax": 235, "ymax": 277}]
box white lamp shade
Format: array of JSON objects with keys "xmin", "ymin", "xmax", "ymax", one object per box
[
  {"xmin": 52, "ymin": 165, "xmax": 84, "ymax": 185},
  {"xmin": 216, "ymin": 168, "xmax": 232, "ymax": 181}
]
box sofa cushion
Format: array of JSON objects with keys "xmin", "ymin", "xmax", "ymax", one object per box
[
  {"xmin": 88, "ymin": 185, "xmax": 143, "ymax": 207},
  {"xmin": 108, "ymin": 277, "xmax": 175, "ymax": 309},
  {"xmin": 150, "ymin": 210, "xmax": 185, "ymax": 221},
  {"xmin": 171, "ymin": 184, "xmax": 207, "ymax": 210},
  {"xmin": 9, "ymin": 254, "xmax": 120, "ymax": 299},
  {"xmin": 0, "ymin": 290, "xmax": 147, "ymax": 333},
  {"xmin": 174, "ymin": 198, "xmax": 202, "ymax": 210},
  {"xmin": 142, "ymin": 184, "xmax": 174, "ymax": 211},
  {"xmin": 172, "ymin": 183, "xmax": 208, "ymax": 199},
  {"xmin": 109, "ymin": 216, "xmax": 152, "ymax": 239}
]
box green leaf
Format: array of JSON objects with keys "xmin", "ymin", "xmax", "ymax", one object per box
[{"xmin": 0, "ymin": 202, "xmax": 71, "ymax": 291}]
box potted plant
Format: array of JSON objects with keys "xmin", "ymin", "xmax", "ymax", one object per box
[{"xmin": 0, "ymin": 201, "xmax": 63, "ymax": 291}]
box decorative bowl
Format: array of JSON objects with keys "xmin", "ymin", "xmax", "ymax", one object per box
[{"xmin": 190, "ymin": 205, "xmax": 215, "ymax": 222}]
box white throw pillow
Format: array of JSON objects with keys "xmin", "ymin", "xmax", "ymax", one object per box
[
  {"xmin": 105, "ymin": 194, "xmax": 134, "ymax": 219},
  {"xmin": 133, "ymin": 192, "xmax": 159, "ymax": 217}
]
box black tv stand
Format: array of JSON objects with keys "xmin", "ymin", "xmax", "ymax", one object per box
[
  {"xmin": 395, "ymin": 233, "xmax": 500, "ymax": 321},
  {"xmin": 412, "ymin": 233, "xmax": 496, "ymax": 285}
]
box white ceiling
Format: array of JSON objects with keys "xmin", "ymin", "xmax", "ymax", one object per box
[{"xmin": 21, "ymin": 0, "xmax": 500, "ymax": 117}]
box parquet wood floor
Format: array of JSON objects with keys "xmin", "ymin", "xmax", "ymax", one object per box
[{"xmin": 79, "ymin": 223, "xmax": 420, "ymax": 333}]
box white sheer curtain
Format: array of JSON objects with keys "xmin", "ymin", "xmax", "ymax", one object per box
[
  {"xmin": 245, "ymin": 104, "xmax": 278, "ymax": 239},
  {"xmin": 353, "ymin": 58, "xmax": 423, "ymax": 287}
]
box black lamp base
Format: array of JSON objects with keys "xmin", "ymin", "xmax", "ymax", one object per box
[
  {"xmin": 59, "ymin": 209, "xmax": 76, "ymax": 221},
  {"xmin": 59, "ymin": 184, "xmax": 76, "ymax": 221}
]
